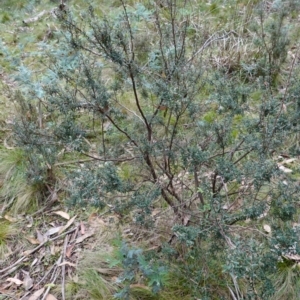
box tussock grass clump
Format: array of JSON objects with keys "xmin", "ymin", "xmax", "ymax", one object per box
[
  {"xmin": 0, "ymin": 219, "xmax": 16, "ymax": 259},
  {"xmin": 0, "ymin": 148, "xmax": 42, "ymax": 214}
]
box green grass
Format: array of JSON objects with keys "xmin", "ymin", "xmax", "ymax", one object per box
[
  {"xmin": 271, "ymin": 259, "xmax": 300, "ymax": 300},
  {"xmin": 0, "ymin": 148, "xmax": 42, "ymax": 213},
  {"xmin": 0, "ymin": 219, "xmax": 16, "ymax": 258}
]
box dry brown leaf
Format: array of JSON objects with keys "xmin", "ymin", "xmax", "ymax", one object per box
[
  {"xmin": 46, "ymin": 294, "xmax": 58, "ymax": 300},
  {"xmin": 66, "ymin": 244, "xmax": 75, "ymax": 258},
  {"xmin": 53, "ymin": 211, "xmax": 70, "ymax": 220},
  {"xmin": 0, "ymin": 281, "xmax": 13, "ymax": 290},
  {"xmin": 88, "ymin": 212, "xmax": 98, "ymax": 223},
  {"xmin": 31, "ymin": 258, "xmax": 38, "ymax": 267},
  {"xmin": 130, "ymin": 284, "xmax": 150, "ymax": 290},
  {"xmin": 58, "ymin": 215, "xmax": 77, "ymax": 235},
  {"xmin": 50, "ymin": 244, "xmax": 61, "ymax": 255},
  {"xmin": 58, "ymin": 261, "xmax": 76, "ymax": 267},
  {"xmin": 6, "ymin": 277, "xmax": 23, "ymax": 285},
  {"xmin": 23, "ymin": 250, "xmax": 32, "ymax": 256},
  {"xmin": 96, "ymin": 268, "xmax": 122, "ymax": 275},
  {"xmin": 75, "ymin": 229, "xmax": 95, "ymax": 244},
  {"xmin": 50, "ymin": 244, "xmax": 56, "ymax": 255},
  {"xmin": 278, "ymin": 165, "xmax": 293, "ymax": 173},
  {"xmin": 36, "ymin": 229, "xmax": 45, "ymax": 243},
  {"xmin": 4, "ymin": 214, "xmax": 18, "ymax": 222},
  {"xmin": 26, "ymin": 236, "xmax": 40, "ymax": 245},
  {"xmin": 26, "ymin": 217, "xmax": 33, "ymax": 228},
  {"xmin": 28, "ymin": 287, "xmax": 45, "ymax": 300},
  {"xmin": 71, "ymin": 274, "xmax": 79, "ymax": 283},
  {"xmin": 89, "ymin": 216, "xmax": 106, "ymax": 228},
  {"xmin": 0, "ymin": 287, "xmax": 11, "ymax": 294},
  {"xmin": 22, "ymin": 270, "xmax": 33, "ymax": 290},
  {"xmin": 282, "ymin": 103, "xmax": 287, "ymax": 113},
  {"xmin": 80, "ymin": 221, "xmax": 85, "ymax": 235},
  {"xmin": 263, "ymin": 224, "xmax": 271, "ymax": 233},
  {"xmin": 46, "ymin": 226, "xmax": 62, "ymax": 236},
  {"xmin": 282, "ymin": 158, "xmax": 297, "ymax": 164},
  {"xmin": 284, "ymin": 254, "xmax": 300, "ymax": 261},
  {"xmin": 49, "ymin": 190, "xmax": 58, "ymax": 202},
  {"xmin": 183, "ymin": 214, "xmax": 191, "ymax": 226},
  {"xmin": 151, "ymin": 209, "xmax": 161, "ymax": 217}
]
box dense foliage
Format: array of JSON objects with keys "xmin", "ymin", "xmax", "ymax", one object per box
[{"xmin": 2, "ymin": 0, "xmax": 300, "ymax": 298}]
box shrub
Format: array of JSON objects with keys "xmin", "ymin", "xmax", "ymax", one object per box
[{"xmin": 3, "ymin": 0, "xmax": 300, "ymax": 298}]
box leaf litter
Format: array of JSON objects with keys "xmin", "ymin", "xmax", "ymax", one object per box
[{"xmin": 0, "ymin": 208, "xmax": 111, "ymax": 299}]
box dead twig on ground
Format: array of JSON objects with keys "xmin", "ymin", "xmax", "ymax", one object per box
[
  {"xmin": 41, "ymin": 255, "xmax": 62, "ymax": 300},
  {"xmin": 61, "ymin": 234, "xmax": 69, "ymax": 300},
  {"xmin": 0, "ymin": 227, "xmax": 77, "ymax": 277}
]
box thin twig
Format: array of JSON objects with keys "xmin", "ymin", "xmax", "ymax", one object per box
[
  {"xmin": 0, "ymin": 293, "xmax": 18, "ymax": 300},
  {"xmin": 54, "ymin": 158, "xmax": 94, "ymax": 166},
  {"xmin": 0, "ymin": 227, "xmax": 77, "ymax": 276},
  {"xmin": 61, "ymin": 234, "xmax": 69, "ymax": 300},
  {"xmin": 81, "ymin": 152, "xmax": 138, "ymax": 162},
  {"xmin": 41, "ymin": 255, "xmax": 62, "ymax": 300},
  {"xmin": 115, "ymin": 100, "xmax": 144, "ymax": 123},
  {"xmin": 188, "ymin": 31, "xmax": 237, "ymax": 63},
  {"xmin": 228, "ymin": 286, "xmax": 238, "ymax": 300},
  {"xmin": 36, "ymin": 262, "xmax": 56, "ymax": 286}
]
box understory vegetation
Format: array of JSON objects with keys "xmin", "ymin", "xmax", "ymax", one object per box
[{"xmin": 1, "ymin": 0, "xmax": 300, "ymax": 299}]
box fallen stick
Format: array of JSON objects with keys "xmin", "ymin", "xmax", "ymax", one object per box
[
  {"xmin": 0, "ymin": 227, "xmax": 77, "ymax": 276},
  {"xmin": 41, "ymin": 255, "xmax": 62, "ymax": 300},
  {"xmin": 23, "ymin": 10, "xmax": 48, "ymax": 25},
  {"xmin": 61, "ymin": 234, "xmax": 69, "ymax": 300}
]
